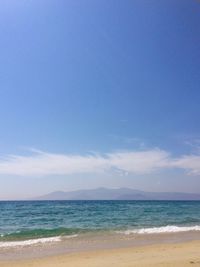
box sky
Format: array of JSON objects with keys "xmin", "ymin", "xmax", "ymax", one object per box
[{"xmin": 0, "ymin": 0, "xmax": 200, "ymax": 199}]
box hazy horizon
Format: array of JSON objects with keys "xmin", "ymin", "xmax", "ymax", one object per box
[
  {"xmin": 0, "ymin": 0, "xmax": 200, "ymax": 200},
  {"xmin": 2, "ymin": 186, "xmax": 200, "ymax": 201}
]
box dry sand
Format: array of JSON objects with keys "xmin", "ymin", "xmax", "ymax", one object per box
[{"xmin": 0, "ymin": 240, "xmax": 200, "ymax": 267}]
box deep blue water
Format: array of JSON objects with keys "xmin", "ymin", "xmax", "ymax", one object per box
[{"xmin": 0, "ymin": 200, "xmax": 200, "ymax": 241}]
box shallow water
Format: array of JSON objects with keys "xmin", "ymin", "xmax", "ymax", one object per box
[{"xmin": 0, "ymin": 200, "xmax": 200, "ymax": 247}]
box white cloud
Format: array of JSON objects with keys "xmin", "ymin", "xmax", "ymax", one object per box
[
  {"xmin": 172, "ymin": 155, "xmax": 200, "ymax": 175},
  {"xmin": 107, "ymin": 149, "xmax": 170, "ymax": 174},
  {"xmin": 0, "ymin": 148, "xmax": 199, "ymax": 177}
]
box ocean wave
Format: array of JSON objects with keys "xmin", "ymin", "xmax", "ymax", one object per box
[
  {"xmin": 0, "ymin": 234, "xmax": 77, "ymax": 248},
  {"xmin": 0, "ymin": 227, "xmax": 81, "ymax": 241},
  {"xmin": 117, "ymin": 225, "xmax": 200, "ymax": 235}
]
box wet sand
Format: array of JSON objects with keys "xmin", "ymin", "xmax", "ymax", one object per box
[{"xmin": 0, "ymin": 240, "xmax": 200, "ymax": 267}]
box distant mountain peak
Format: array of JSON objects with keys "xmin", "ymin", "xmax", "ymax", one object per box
[{"xmin": 34, "ymin": 188, "xmax": 200, "ymax": 201}]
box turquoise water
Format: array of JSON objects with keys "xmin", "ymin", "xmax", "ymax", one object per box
[{"xmin": 0, "ymin": 201, "xmax": 200, "ymax": 242}]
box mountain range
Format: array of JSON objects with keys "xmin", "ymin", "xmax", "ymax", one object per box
[{"xmin": 34, "ymin": 187, "xmax": 200, "ymax": 201}]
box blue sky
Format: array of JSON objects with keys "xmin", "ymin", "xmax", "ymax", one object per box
[{"xmin": 0, "ymin": 0, "xmax": 200, "ymax": 199}]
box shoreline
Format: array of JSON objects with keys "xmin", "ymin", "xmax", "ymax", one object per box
[
  {"xmin": 0, "ymin": 239, "xmax": 200, "ymax": 267},
  {"xmin": 0, "ymin": 231, "xmax": 200, "ymax": 262}
]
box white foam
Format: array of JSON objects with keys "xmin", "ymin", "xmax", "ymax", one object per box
[
  {"xmin": 0, "ymin": 234, "xmax": 77, "ymax": 248},
  {"xmin": 118, "ymin": 225, "xmax": 200, "ymax": 235},
  {"xmin": 0, "ymin": 236, "xmax": 61, "ymax": 248}
]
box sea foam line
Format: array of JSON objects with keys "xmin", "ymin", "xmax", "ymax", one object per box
[
  {"xmin": 0, "ymin": 234, "xmax": 77, "ymax": 248},
  {"xmin": 117, "ymin": 225, "xmax": 200, "ymax": 235}
]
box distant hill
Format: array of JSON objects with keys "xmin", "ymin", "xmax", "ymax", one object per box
[{"xmin": 34, "ymin": 187, "xmax": 200, "ymax": 201}]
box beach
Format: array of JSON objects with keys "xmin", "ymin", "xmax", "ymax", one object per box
[
  {"xmin": 0, "ymin": 200, "xmax": 200, "ymax": 266},
  {"xmin": 0, "ymin": 240, "xmax": 200, "ymax": 267},
  {"xmin": 1, "ymin": 0, "xmax": 200, "ymax": 264}
]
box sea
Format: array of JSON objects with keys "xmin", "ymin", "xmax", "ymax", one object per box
[{"xmin": 0, "ymin": 200, "xmax": 200, "ymax": 248}]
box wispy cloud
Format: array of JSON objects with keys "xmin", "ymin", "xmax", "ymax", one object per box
[
  {"xmin": 0, "ymin": 148, "xmax": 199, "ymax": 177},
  {"xmin": 108, "ymin": 134, "xmax": 145, "ymax": 147},
  {"xmin": 184, "ymin": 139, "xmax": 200, "ymax": 153},
  {"xmin": 172, "ymin": 155, "xmax": 200, "ymax": 175}
]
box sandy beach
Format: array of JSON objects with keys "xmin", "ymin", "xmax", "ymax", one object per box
[{"xmin": 0, "ymin": 240, "xmax": 200, "ymax": 267}]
